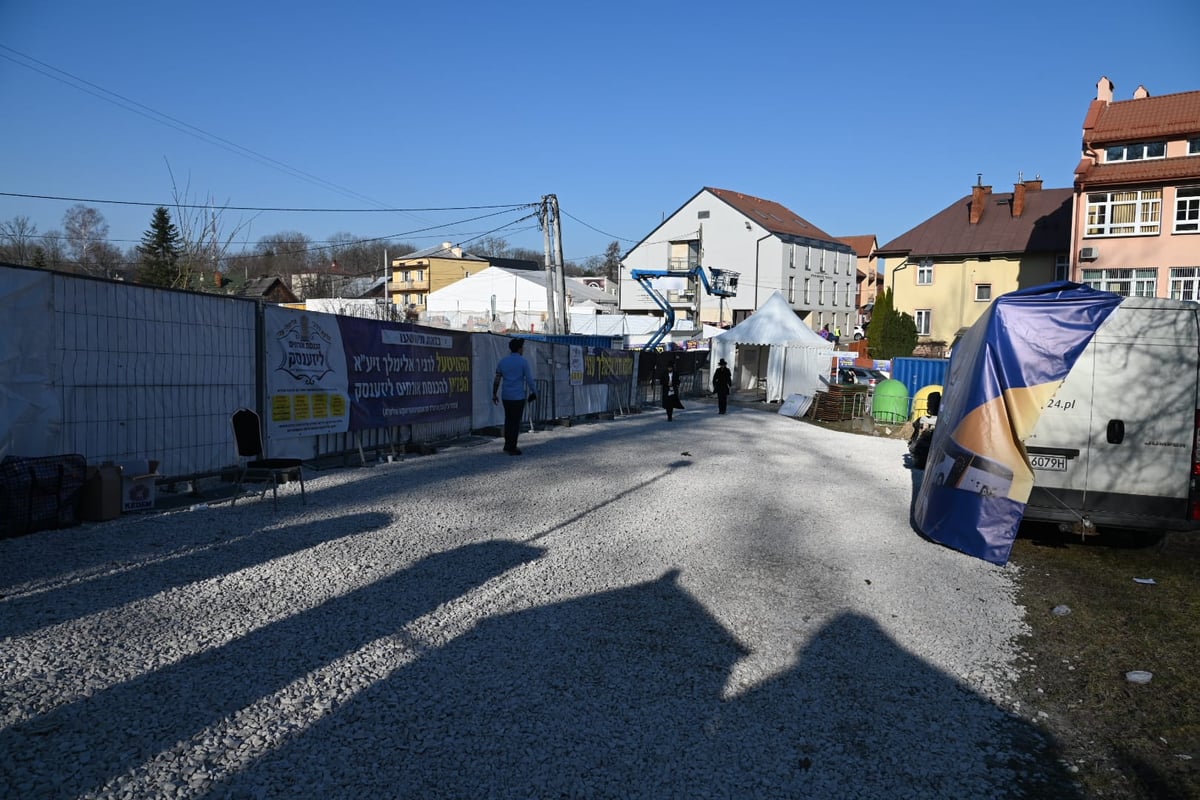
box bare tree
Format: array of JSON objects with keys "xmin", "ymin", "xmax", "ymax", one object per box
[
  {"xmin": 165, "ymin": 162, "xmax": 258, "ymax": 290},
  {"xmin": 62, "ymin": 204, "xmax": 110, "ymax": 276},
  {"xmin": 0, "ymin": 216, "xmax": 40, "ymax": 265}
]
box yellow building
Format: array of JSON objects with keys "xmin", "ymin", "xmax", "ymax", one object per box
[
  {"xmin": 875, "ymin": 178, "xmax": 1071, "ymax": 354},
  {"xmin": 389, "ymin": 242, "xmax": 489, "ymax": 315}
]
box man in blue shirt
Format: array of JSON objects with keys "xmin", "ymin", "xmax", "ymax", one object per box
[{"xmin": 492, "ymin": 338, "xmax": 537, "ymax": 455}]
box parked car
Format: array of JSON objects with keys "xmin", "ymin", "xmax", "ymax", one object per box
[
  {"xmin": 853, "ymin": 325, "xmax": 866, "ymax": 341},
  {"xmin": 838, "ymin": 366, "xmax": 884, "ymax": 392}
]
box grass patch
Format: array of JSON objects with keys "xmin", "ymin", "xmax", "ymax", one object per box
[{"xmin": 1010, "ymin": 526, "xmax": 1200, "ymax": 799}]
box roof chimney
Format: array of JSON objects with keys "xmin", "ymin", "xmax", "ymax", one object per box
[
  {"xmin": 1012, "ymin": 174, "xmax": 1044, "ymax": 218},
  {"xmin": 1133, "ymin": 84, "xmax": 1150, "ymax": 99},
  {"xmin": 970, "ymin": 175, "xmax": 992, "ymax": 225},
  {"xmin": 1097, "ymin": 76, "xmax": 1114, "ymax": 104}
]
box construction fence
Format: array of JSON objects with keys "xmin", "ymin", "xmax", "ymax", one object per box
[{"xmin": 0, "ymin": 264, "xmax": 641, "ymax": 482}]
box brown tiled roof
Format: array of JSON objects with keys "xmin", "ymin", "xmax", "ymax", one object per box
[
  {"xmin": 876, "ymin": 188, "xmax": 1073, "ymax": 258},
  {"xmin": 1086, "ymin": 90, "xmax": 1200, "ymax": 144},
  {"xmin": 1076, "ymin": 156, "xmax": 1200, "ymax": 188},
  {"xmin": 837, "ymin": 234, "xmax": 877, "ymax": 257},
  {"xmin": 705, "ymin": 187, "xmax": 842, "ymax": 245}
]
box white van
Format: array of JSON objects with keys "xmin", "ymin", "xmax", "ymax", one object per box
[{"xmin": 1023, "ymin": 296, "xmax": 1200, "ymax": 533}]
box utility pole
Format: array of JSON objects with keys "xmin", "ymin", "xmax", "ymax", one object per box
[
  {"xmin": 541, "ymin": 197, "xmax": 558, "ymax": 334},
  {"xmin": 552, "ymin": 194, "xmax": 569, "ymax": 334},
  {"xmin": 540, "ymin": 195, "xmax": 569, "ymax": 334}
]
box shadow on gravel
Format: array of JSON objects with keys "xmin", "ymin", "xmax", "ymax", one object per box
[
  {"xmin": 0, "ymin": 511, "xmax": 392, "ymax": 641},
  {"xmin": 0, "ymin": 539, "xmax": 544, "ymax": 798},
  {"xmin": 206, "ymin": 571, "xmax": 1083, "ymax": 799}
]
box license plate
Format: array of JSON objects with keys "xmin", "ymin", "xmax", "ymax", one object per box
[{"xmin": 1030, "ymin": 454, "xmax": 1068, "ymax": 471}]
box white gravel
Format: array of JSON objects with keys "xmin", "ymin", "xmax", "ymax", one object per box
[{"xmin": 0, "ymin": 402, "xmax": 1076, "ymax": 799}]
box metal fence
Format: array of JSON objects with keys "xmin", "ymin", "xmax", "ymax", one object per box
[{"xmin": 0, "ymin": 264, "xmax": 639, "ymax": 481}]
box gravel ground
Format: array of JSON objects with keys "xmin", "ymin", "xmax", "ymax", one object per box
[{"xmin": 0, "ymin": 400, "xmax": 1081, "ymax": 799}]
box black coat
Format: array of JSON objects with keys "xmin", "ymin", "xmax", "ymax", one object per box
[
  {"xmin": 660, "ymin": 369, "xmax": 684, "ymax": 410},
  {"xmin": 712, "ymin": 365, "xmax": 732, "ymax": 396}
]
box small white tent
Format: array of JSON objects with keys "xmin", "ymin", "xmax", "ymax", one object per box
[{"xmin": 711, "ymin": 291, "xmax": 836, "ymax": 401}]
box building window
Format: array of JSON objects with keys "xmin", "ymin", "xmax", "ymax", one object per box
[
  {"xmin": 915, "ymin": 309, "xmax": 931, "ymax": 336},
  {"xmin": 804, "ymin": 247, "xmax": 811, "ymax": 271},
  {"xmin": 697, "ymin": 210, "xmax": 710, "ymax": 219},
  {"xmin": 916, "ymin": 260, "xmax": 933, "ymax": 285},
  {"xmin": 1055, "ymin": 254, "xmax": 1070, "ymax": 282},
  {"xmin": 1190, "ymin": 138, "xmax": 1200, "ymax": 155},
  {"xmin": 1170, "ymin": 267, "xmax": 1200, "ymax": 302},
  {"xmin": 1176, "ymin": 187, "xmax": 1200, "ymax": 233},
  {"xmin": 1081, "ymin": 268, "xmax": 1158, "ymax": 297},
  {"xmin": 975, "ymin": 284, "xmax": 992, "ymax": 302},
  {"xmin": 788, "ymin": 276, "xmax": 795, "ymax": 303},
  {"xmin": 1085, "ymin": 189, "xmax": 1161, "ymax": 236},
  {"xmin": 789, "ymin": 245, "xmax": 796, "ymax": 270},
  {"xmin": 818, "ymin": 279, "xmax": 826, "ymax": 305},
  {"xmin": 819, "ymin": 251, "xmax": 826, "ymax": 273},
  {"xmin": 804, "ymin": 277, "xmax": 811, "ymax": 304},
  {"xmin": 1105, "ymin": 141, "xmax": 1166, "ymax": 162}
]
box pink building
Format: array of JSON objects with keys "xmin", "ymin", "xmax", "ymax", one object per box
[{"xmin": 1072, "ymin": 77, "xmax": 1200, "ymax": 297}]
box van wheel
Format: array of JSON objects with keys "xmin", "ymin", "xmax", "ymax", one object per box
[{"xmin": 853, "ymin": 333, "xmax": 863, "ymax": 341}]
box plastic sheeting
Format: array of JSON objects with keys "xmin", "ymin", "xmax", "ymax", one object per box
[{"xmin": 912, "ymin": 282, "xmax": 1122, "ymax": 565}]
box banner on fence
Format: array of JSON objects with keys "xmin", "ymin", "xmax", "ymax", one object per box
[
  {"xmin": 581, "ymin": 347, "xmax": 634, "ymax": 386},
  {"xmin": 264, "ymin": 307, "xmax": 473, "ymax": 438}
]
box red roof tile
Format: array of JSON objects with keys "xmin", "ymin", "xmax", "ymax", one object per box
[
  {"xmin": 1086, "ymin": 90, "xmax": 1200, "ymax": 144},
  {"xmin": 876, "ymin": 188, "xmax": 1073, "ymax": 258},
  {"xmin": 1076, "ymin": 156, "xmax": 1200, "ymax": 188},
  {"xmin": 705, "ymin": 187, "xmax": 841, "ymax": 245},
  {"xmin": 837, "ymin": 234, "xmax": 877, "ymax": 257}
]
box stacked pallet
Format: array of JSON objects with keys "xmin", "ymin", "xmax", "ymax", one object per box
[{"xmin": 810, "ymin": 385, "xmax": 869, "ymax": 422}]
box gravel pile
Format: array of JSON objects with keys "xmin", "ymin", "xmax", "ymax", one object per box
[{"xmin": 0, "ymin": 402, "xmax": 1080, "ymax": 799}]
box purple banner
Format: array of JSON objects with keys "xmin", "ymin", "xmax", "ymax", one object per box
[{"xmin": 338, "ymin": 318, "xmax": 472, "ymax": 429}]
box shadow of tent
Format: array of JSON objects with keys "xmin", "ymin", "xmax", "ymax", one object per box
[{"xmin": 210, "ymin": 573, "xmax": 1082, "ymax": 798}]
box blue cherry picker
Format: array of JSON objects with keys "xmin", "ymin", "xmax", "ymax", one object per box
[{"xmin": 628, "ymin": 265, "xmax": 740, "ymax": 350}]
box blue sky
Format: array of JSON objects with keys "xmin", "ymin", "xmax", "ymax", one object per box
[{"xmin": 2, "ymin": 0, "xmax": 1198, "ymax": 269}]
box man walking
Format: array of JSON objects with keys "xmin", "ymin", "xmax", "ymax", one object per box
[
  {"xmin": 492, "ymin": 338, "xmax": 537, "ymax": 455},
  {"xmin": 712, "ymin": 358, "xmax": 733, "ymax": 414}
]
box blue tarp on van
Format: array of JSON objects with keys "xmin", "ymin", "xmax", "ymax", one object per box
[{"xmin": 912, "ymin": 282, "xmax": 1122, "ymax": 564}]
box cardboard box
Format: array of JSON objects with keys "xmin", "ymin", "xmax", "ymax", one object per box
[
  {"xmin": 79, "ymin": 465, "xmax": 123, "ymax": 521},
  {"xmin": 116, "ymin": 459, "xmax": 161, "ymax": 513}
]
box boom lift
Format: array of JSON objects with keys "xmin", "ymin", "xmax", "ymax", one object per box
[{"xmin": 629, "ymin": 266, "xmax": 739, "ymax": 350}]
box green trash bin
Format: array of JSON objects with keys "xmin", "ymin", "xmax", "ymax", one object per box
[{"xmin": 872, "ymin": 379, "xmax": 909, "ymax": 424}]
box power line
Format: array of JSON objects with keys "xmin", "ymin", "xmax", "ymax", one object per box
[
  {"xmin": 559, "ymin": 207, "xmax": 636, "ymax": 243},
  {"xmin": 0, "ymin": 45, "xmax": 424, "ymax": 220},
  {"xmin": 0, "ymin": 191, "xmax": 535, "ymax": 214}
]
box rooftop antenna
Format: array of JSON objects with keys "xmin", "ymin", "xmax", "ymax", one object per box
[{"xmin": 976, "ymin": 173, "xmax": 983, "ymax": 186}]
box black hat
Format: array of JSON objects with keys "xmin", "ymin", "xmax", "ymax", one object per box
[{"xmin": 718, "ymin": 359, "xmax": 726, "ymax": 365}]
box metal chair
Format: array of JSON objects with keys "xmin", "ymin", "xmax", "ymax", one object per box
[{"xmin": 230, "ymin": 408, "xmax": 306, "ymax": 510}]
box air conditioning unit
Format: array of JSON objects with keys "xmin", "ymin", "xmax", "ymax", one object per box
[{"xmin": 1079, "ymin": 246, "xmax": 1099, "ymax": 261}]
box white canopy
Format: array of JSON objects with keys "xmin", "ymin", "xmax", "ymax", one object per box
[{"xmin": 711, "ymin": 291, "xmax": 836, "ymax": 401}]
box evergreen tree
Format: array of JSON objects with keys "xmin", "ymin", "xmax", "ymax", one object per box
[
  {"xmin": 602, "ymin": 241, "xmax": 622, "ymax": 283},
  {"xmin": 866, "ymin": 287, "xmax": 918, "ymax": 360},
  {"xmin": 136, "ymin": 207, "xmax": 184, "ymax": 287}
]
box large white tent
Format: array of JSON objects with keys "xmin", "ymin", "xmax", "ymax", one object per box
[
  {"xmin": 710, "ymin": 291, "xmax": 836, "ymax": 401},
  {"xmin": 423, "ymin": 266, "xmax": 616, "ymax": 332}
]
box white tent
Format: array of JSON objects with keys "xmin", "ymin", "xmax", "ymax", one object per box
[
  {"xmin": 423, "ymin": 266, "xmax": 616, "ymax": 332},
  {"xmin": 711, "ymin": 291, "xmax": 836, "ymax": 401}
]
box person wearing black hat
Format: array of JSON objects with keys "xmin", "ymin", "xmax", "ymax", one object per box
[
  {"xmin": 492, "ymin": 338, "xmax": 537, "ymax": 455},
  {"xmin": 712, "ymin": 358, "xmax": 733, "ymax": 414},
  {"xmin": 660, "ymin": 360, "xmax": 684, "ymax": 421}
]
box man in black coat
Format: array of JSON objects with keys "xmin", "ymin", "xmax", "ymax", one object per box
[{"xmin": 712, "ymin": 358, "xmax": 733, "ymax": 414}]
